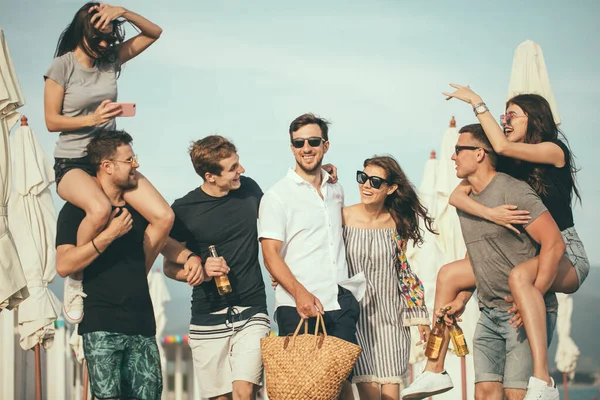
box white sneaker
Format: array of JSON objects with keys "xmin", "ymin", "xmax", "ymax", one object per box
[
  {"xmin": 401, "ymin": 370, "xmax": 454, "ymax": 400},
  {"xmin": 63, "ymin": 277, "xmax": 87, "ymax": 324},
  {"xmin": 523, "ymin": 377, "xmax": 560, "ymax": 400}
]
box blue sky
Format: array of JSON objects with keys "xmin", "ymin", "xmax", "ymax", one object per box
[{"xmin": 2, "ymin": 1, "xmax": 599, "ymax": 332}]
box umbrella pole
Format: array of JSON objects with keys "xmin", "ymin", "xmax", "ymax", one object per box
[
  {"xmin": 563, "ymin": 372, "xmax": 568, "ymax": 400},
  {"xmin": 461, "ymin": 357, "xmax": 467, "ymax": 400},
  {"xmin": 83, "ymin": 360, "xmax": 89, "ymax": 400},
  {"xmin": 409, "ymin": 363, "xmax": 413, "ymax": 383},
  {"xmin": 34, "ymin": 343, "xmax": 42, "ymax": 400}
]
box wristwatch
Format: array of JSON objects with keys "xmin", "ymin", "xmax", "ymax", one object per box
[{"xmin": 473, "ymin": 102, "xmax": 489, "ymax": 116}]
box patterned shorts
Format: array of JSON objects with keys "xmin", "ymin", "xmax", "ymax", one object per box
[
  {"xmin": 561, "ymin": 226, "xmax": 590, "ymax": 287},
  {"xmin": 82, "ymin": 331, "xmax": 162, "ymax": 400}
]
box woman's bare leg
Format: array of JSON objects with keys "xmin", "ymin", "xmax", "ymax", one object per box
[
  {"xmin": 380, "ymin": 383, "xmax": 399, "ymax": 400},
  {"xmin": 123, "ymin": 171, "xmax": 174, "ymax": 271},
  {"xmin": 423, "ymin": 258, "xmax": 476, "ymax": 373},
  {"xmin": 508, "ymin": 255, "xmax": 578, "ymax": 384},
  {"xmin": 356, "ymin": 382, "xmax": 380, "ymax": 400},
  {"xmin": 57, "ymin": 169, "xmax": 112, "ymax": 322}
]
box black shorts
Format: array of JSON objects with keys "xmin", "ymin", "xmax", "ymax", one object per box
[
  {"xmin": 54, "ymin": 156, "xmax": 96, "ymax": 187},
  {"xmin": 276, "ymin": 286, "xmax": 360, "ymax": 380}
]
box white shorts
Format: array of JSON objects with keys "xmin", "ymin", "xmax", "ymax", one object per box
[{"xmin": 189, "ymin": 306, "xmax": 271, "ymax": 398}]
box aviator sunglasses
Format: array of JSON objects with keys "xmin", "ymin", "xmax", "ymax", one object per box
[
  {"xmin": 356, "ymin": 171, "xmax": 390, "ymax": 189},
  {"xmin": 291, "ymin": 137, "xmax": 326, "ymax": 149}
]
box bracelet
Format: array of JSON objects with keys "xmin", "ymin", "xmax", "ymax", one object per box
[
  {"xmin": 187, "ymin": 252, "xmax": 202, "ymax": 263},
  {"xmin": 91, "ymin": 239, "xmax": 102, "ymax": 255}
]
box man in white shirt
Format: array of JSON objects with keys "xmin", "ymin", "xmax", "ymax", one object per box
[{"xmin": 259, "ymin": 113, "xmax": 365, "ymax": 399}]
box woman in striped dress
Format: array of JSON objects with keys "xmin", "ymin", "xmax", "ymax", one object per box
[{"xmin": 343, "ymin": 155, "xmax": 436, "ymax": 400}]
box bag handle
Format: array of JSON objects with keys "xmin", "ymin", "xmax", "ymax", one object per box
[{"xmin": 290, "ymin": 313, "xmax": 329, "ymax": 338}]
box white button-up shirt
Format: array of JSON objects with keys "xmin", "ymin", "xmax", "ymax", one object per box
[{"xmin": 258, "ymin": 168, "xmax": 365, "ymax": 313}]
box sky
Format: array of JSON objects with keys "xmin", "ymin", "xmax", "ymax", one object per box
[{"xmin": 2, "ymin": 1, "xmax": 599, "ymax": 333}]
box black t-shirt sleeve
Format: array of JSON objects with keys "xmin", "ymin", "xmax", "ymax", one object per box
[
  {"xmin": 243, "ymin": 176, "xmax": 264, "ymax": 209},
  {"xmin": 56, "ymin": 204, "xmax": 85, "ymax": 247},
  {"xmin": 169, "ymin": 207, "xmax": 193, "ymax": 243}
]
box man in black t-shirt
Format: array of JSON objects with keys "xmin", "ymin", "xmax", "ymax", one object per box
[
  {"xmin": 55, "ymin": 130, "xmax": 163, "ymax": 400},
  {"xmin": 161, "ymin": 135, "xmax": 270, "ymax": 400}
]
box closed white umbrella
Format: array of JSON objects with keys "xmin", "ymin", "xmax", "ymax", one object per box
[
  {"xmin": 555, "ymin": 293, "xmax": 579, "ymax": 380},
  {"xmin": 0, "ymin": 309, "xmax": 17, "ymax": 400},
  {"xmin": 46, "ymin": 319, "xmax": 68, "ymax": 400},
  {"xmin": 506, "ymin": 40, "xmax": 561, "ymax": 125},
  {"xmin": 9, "ymin": 117, "xmax": 61, "ymax": 350},
  {"xmin": 0, "ymin": 27, "xmax": 28, "ymax": 311},
  {"xmin": 148, "ymin": 268, "xmax": 171, "ymax": 399}
]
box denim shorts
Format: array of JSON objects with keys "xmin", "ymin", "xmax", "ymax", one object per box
[
  {"xmin": 473, "ymin": 307, "xmax": 557, "ymax": 390},
  {"xmin": 82, "ymin": 331, "xmax": 162, "ymax": 400},
  {"xmin": 561, "ymin": 226, "xmax": 590, "ymax": 287},
  {"xmin": 54, "ymin": 156, "xmax": 96, "ymax": 187}
]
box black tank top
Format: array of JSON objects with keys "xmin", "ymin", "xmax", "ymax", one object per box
[
  {"xmin": 498, "ymin": 139, "xmax": 575, "ymax": 231},
  {"xmin": 538, "ymin": 140, "xmax": 574, "ymax": 231}
]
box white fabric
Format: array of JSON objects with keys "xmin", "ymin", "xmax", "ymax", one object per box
[
  {"xmin": 0, "ymin": 309, "xmax": 17, "ymax": 400},
  {"xmin": 506, "ymin": 40, "xmax": 561, "ymax": 125},
  {"xmin": 69, "ymin": 326, "xmax": 85, "ymax": 364},
  {"xmin": 0, "ymin": 28, "xmax": 28, "ymax": 311},
  {"xmin": 148, "ymin": 269, "xmax": 171, "ymax": 398},
  {"xmin": 406, "ymin": 158, "xmax": 445, "ymax": 365},
  {"xmin": 258, "ymin": 168, "xmax": 365, "ymax": 313},
  {"xmin": 9, "ymin": 125, "xmax": 62, "ymax": 350},
  {"xmin": 555, "ymin": 293, "xmax": 579, "ymax": 379}
]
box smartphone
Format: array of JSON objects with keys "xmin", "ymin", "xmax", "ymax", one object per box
[{"xmin": 108, "ymin": 102, "xmax": 136, "ymax": 117}]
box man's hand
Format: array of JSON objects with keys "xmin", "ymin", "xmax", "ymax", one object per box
[
  {"xmin": 322, "ymin": 163, "xmax": 338, "ymax": 184},
  {"xmin": 295, "ymin": 287, "xmax": 324, "ymax": 319},
  {"xmin": 104, "ymin": 207, "xmax": 133, "ymax": 239},
  {"xmin": 505, "ymin": 296, "xmax": 523, "ymax": 328},
  {"xmin": 203, "ymin": 256, "xmax": 230, "ymax": 281},
  {"xmin": 183, "ymin": 256, "xmax": 204, "ymax": 286},
  {"xmin": 416, "ymin": 325, "xmax": 431, "ymax": 346},
  {"xmin": 440, "ymin": 299, "xmax": 467, "ymax": 326},
  {"xmin": 270, "ymin": 274, "xmax": 278, "ymax": 289}
]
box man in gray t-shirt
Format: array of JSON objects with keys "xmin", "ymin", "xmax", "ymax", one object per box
[{"xmin": 451, "ymin": 124, "xmax": 563, "ymax": 399}]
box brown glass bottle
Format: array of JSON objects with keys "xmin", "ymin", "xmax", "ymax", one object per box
[
  {"xmin": 449, "ymin": 316, "xmax": 469, "ymax": 356},
  {"xmin": 208, "ymin": 245, "xmax": 232, "ymax": 295},
  {"xmin": 424, "ymin": 308, "xmax": 447, "ymax": 359}
]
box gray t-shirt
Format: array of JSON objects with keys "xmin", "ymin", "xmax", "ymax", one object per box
[
  {"xmin": 458, "ymin": 172, "xmax": 558, "ymax": 312},
  {"xmin": 44, "ymin": 52, "xmax": 120, "ymax": 159}
]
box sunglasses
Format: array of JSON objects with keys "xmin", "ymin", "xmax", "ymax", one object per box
[
  {"xmin": 499, "ymin": 113, "xmax": 527, "ymax": 126},
  {"xmin": 454, "ymin": 146, "xmax": 492, "ymax": 156},
  {"xmin": 291, "ymin": 137, "xmax": 326, "ymax": 149},
  {"xmin": 356, "ymin": 171, "xmax": 390, "ymax": 189}
]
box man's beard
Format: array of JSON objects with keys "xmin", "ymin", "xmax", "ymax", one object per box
[
  {"xmin": 297, "ymin": 154, "xmax": 323, "ymax": 174},
  {"xmin": 117, "ymin": 177, "xmax": 138, "ymax": 191}
]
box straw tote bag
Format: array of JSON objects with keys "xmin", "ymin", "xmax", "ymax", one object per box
[{"xmin": 260, "ymin": 313, "xmax": 362, "ymax": 400}]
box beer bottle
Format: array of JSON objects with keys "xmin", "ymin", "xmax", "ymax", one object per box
[
  {"xmin": 449, "ymin": 315, "xmax": 469, "ymax": 357},
  {"xmin": 424, "ymin": 307, "xmax": 448, "ymax": 359},
  {"xmin": 208, "ymin": 245, "xmax": 232, "ymax": 295}
]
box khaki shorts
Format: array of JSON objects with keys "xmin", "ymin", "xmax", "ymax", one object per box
[{"xmin": 189, "ymin": 306, "xmax": 271, "ymax": 398}]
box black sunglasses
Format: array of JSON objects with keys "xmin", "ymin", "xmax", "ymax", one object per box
[
  {"xmin": 291, "ymin": 137, "xmax": 326, "ymax": 149},
  {"xmin": 454, "ymin": 146, "xmax": 492, "ymax": 156},
  {"xmin": 356, "ymin": 171, "xmax": 390, "ymax": 189}
]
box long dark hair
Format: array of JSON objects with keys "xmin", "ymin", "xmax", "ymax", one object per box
[
  {"xmin": 364, "ymin": 156, "xmax": 436, "ymax": 246},
  {"xmin": 507, "ymin": 94, "xmax": 581, "ymax": 204},
  {"xmin": 54, "ymin": 2, "xmax": 125, "ymax": 64}
]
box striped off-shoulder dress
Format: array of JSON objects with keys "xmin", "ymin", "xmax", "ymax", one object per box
[{"xmin": 343, "ymin": 226, "xmax": 429, "ymax": 385}]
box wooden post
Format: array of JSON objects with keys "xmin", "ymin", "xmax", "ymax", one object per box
[
  {"xmin": 563, "ymin": 372, "xmax": 568, "ymax": 400},
  {"xmin": 409, "ymin": 363, "xmax": 413, "ymax": 383},
  {"xmin": 83, "ymin": 360, "xmax": 89, "ymax": 400},
  {"xmin": 34, "ymin": 343, "xmax": 42, "ymax": 400}
]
